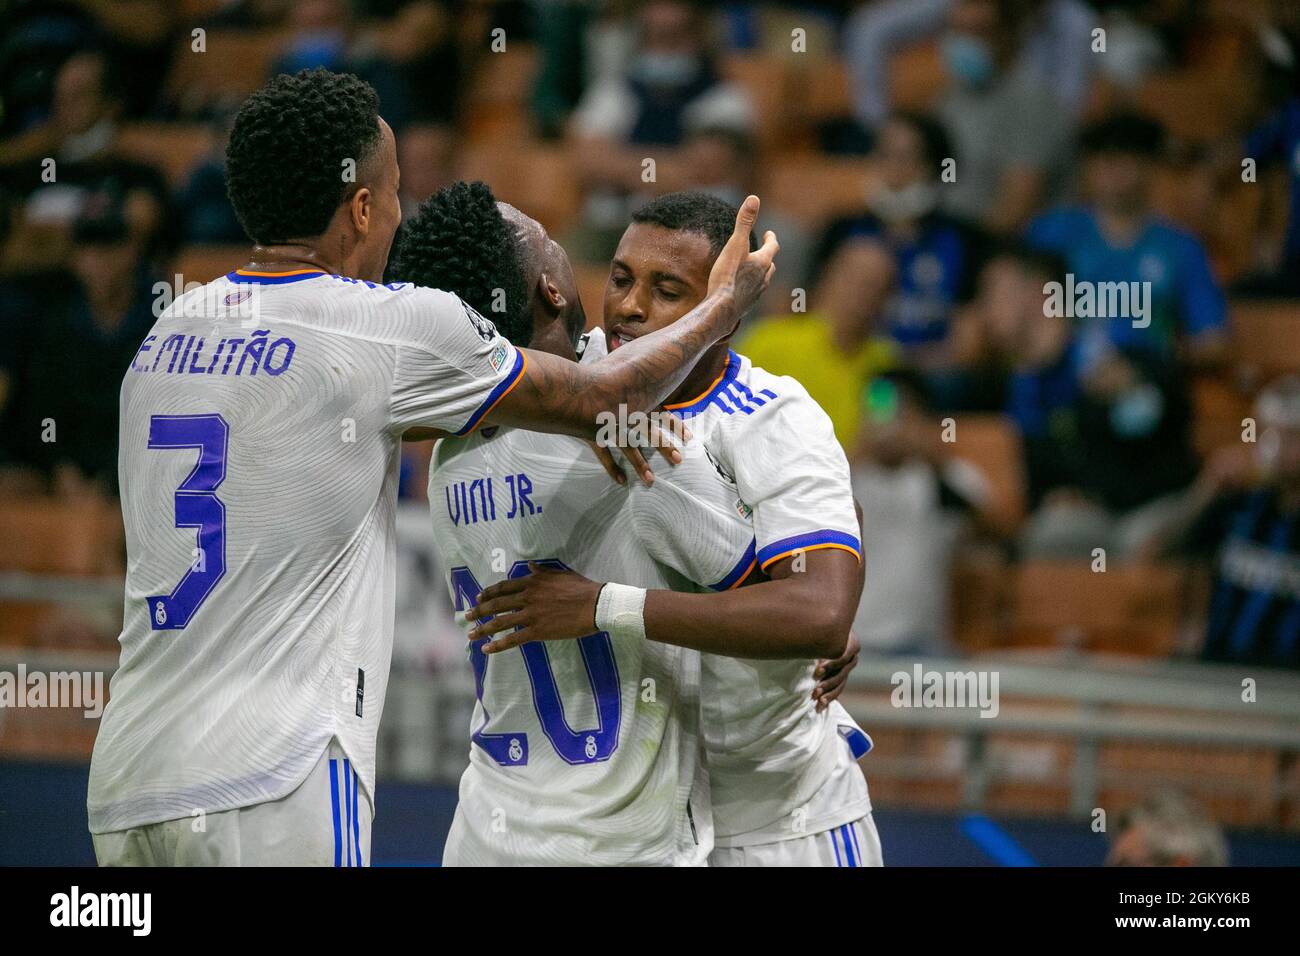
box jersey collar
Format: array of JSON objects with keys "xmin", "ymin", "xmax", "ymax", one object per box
[
  {"xmin": 663, "ymin": 351, "xmax": 741, "ymax": 417},
  {"xmin": 226, "ymin": 268, "xmax": 328, "ymax": 285}
]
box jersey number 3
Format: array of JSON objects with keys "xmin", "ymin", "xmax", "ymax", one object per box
[
  {"xmin": 451, "ymin": 561, "xmax": 621, "ymax": 766},
  {"xmin": 147, "ymin": 413, "xmax": 229, "ymax": 630}
]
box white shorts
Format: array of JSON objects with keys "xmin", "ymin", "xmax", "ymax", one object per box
[
  {"xmin": 708, "ymin": 813, "xmax": 883, "ymax": 867},
  {"xmin": 92, "ymin": 739, "xmax": 372, "ymax": 867}
]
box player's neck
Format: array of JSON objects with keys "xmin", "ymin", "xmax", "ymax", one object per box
[
  {"xmin": 665, "ymin": 341, "xmax": 730, "ymax": 407},
  {"xmin": 243, "ymin": 243, "xmax": 343, "ymax": 277}
]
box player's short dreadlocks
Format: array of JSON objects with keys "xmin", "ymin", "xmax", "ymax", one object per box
[
  {"xmin": 630, "ymin": 191, "xmax": 757, "ymax": 259},
  {"xmin": 225, "ymin": 68, "xmax": 382, "ymax": 244},
  {"xmin": 387, "ymin": 181, "xmax": 534, "ymax": 347}
]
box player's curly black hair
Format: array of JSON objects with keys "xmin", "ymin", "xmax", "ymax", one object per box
[
  {"xmin": 386, "ymin": 181, "xmax": 534, "ymax": 346},
  {"xmin": 630, "ymin": 191, "xmax": 757, "ymax": 260},
  {"xmin": 225, "ymin": 68, "xmax": 382, "ymax": 244}
]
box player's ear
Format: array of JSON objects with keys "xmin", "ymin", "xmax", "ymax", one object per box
[
  {"xmin": 537, "ymin": 272, "xmax": 566, "ymax": 317},
  {"xmin": 349, "ymin": 186, "xmax": 372, "ymax": 237}
]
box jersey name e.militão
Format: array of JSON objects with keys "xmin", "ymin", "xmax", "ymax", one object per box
[
  {"xmin": 430, "ymin": 330, "xmax": 754, "ymax": 866},
  {"xmin": 87, "ymin": 268, "xmax": 525, "ymax": 834},
  {"xmin": 664, "ymin": 350, "xmax": 871, "ymax": 845}
]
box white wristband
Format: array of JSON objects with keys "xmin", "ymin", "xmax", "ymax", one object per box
[{"xmin": 594, "ymin": 582, "xmax": 647, "ymax": 641}]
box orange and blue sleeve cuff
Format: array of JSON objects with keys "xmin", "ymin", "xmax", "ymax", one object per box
[
  {"xmin": 708, "ymin": 539, "xmax": 757, "ymax": 591},
  {"xmin": 455, "ymin": 349, "xmax": 527, "ymax": 436},
  {"xmin": 756, "ymin": 530, "xmax": 861, "ymax": 571}
]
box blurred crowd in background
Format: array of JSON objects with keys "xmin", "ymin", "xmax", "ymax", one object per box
[{"xmin": 3, "ymin": 0, "xmax": 1300, "ymax": 676}]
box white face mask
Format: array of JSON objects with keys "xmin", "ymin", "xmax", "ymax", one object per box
[
  {"xmin": 868, "ymin": 181, "xmax": 939, "ymax": 223},
  {"xmin": 60, "ymin": 117, "xmax": 115, "ymax": 163}
]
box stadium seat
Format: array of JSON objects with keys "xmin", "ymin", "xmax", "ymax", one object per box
[
  {"xmin": 1190, "ymin": 373, "xmax": 1252, "ymax": 459},
  {"xmin": 721, "ymin": 53, "xmax": 793, "ymax": 154},
  {"xmin": 1232, "ymin": 299, "xmax": 1300, "ymax": 378},
  {"xmin": 1100, "ymin": 739, "xmax": 1280, "ymax": 828},
  {"xmin": 950, "ymin": 545, "xmax": 1011, "ymax": 652},
  {"xmin": 574, "ymin": 263, "xmax": 610, "ymax": 327},
  {"xmin": 888, "ymin": 41, "xmax": 948, "ymax": 113},
  {"xmin": 948, "ymin": 414, "xmax": 1026, "ymax": 534},
  {"xmin": 171, "ymin": 245, "xmax": 249, "ymax": 285},
  {"xmin": 760, "ymin": 155, "xmax": 878, "ymax": 230},
  {"xmin": 115, "ymin": 123, "xmax": 216, "ymax": 189},
  {"xmin": 792, "ymin": 59, "xmax": 854, "ymax": 129},
  {"xmin": 464, "ymin": 44, "xmax": 537, "ymax": 142},
  {"xmin": 1135, "ymin": 71, "xmax": 1240, "ymax": 144},
  {"xmin": 0, "ymin": 498, "xmax": 124, "ymax": 577},
  {"xmin": 460, "ymin": 139, "xmax": 580, "ymax": 235},
  {"xmin": 166, "ymin": 29, "xmax": 289, "ymax": 109},
  {"xmin": 1010, "ymin": 561, "xmax": 1180, "ymax": 656}
]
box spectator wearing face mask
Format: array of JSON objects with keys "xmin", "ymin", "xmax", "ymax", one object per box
[
  {"xmin": 565, "ymin": 0, "xmax": 754, "ymax": 262},
  {"xmin": 816, "ymin": 111, "xmax": 990, "ymax": 409},
  {"xmin": 1144, "ymin": 376, "xmax": 1300, "ymax": 671},
  {"xmin": 933, "ymin": 0, "xmax": 1077, "ymax": 236},
  {"xmin": 842, "ymin": 0, "xmax": 1094, "ymax": 134},
  {"xmin": 973, "ymin": 246, "xmax": 1199, "ymax": 561}
]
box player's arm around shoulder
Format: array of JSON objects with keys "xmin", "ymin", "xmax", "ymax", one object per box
[{"xmin": 387, "ymin": 284, "xmax": 527, "ymax": 441}]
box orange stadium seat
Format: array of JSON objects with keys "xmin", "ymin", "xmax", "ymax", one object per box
[
  {"xmin": 459, "ymin": 139, "xmax": 580, "ymax": 235},
  {"xmin": 888, "ymin": 41, "xmax": 948, "ymax": 113},
  {"xmin": 0, "ymin": 497, "xmax": 125, "ymax": 577},
  {"xmin": 464, "ymin": 44, "xmax": 537, "ymax": 142},
  {"xmin": 171, "ymin": 245, "xmax": 249, "ymax": 285},
  {"xmin": 166, "ymin": 29, "xmax": 289, "ymax": 107},
  {"xmin": 760, "ymin": 155, "xmax": 877, "ymax": 230},
  {"xmin": 949, "ymin": 413, "xmax": 1026, "ymax": 534},
  {"xmin": 721, "ymin": 53, "xmax": 793, "ymax": 153},
  {"xmin": 950, "ymin": 545, "xmax": 1011, "ymax": 652},
  {"xmin": 1011, "ymin": 561, "xmax": 1180, "ymax": 656},
  {"xmin": 114, "ymin": 123, "xmax": 215, "ymax": 189},
  {"xmin": 575, "ymin": 263, "xmax": 610, "ymax": 327},
  {"xmin": 1232, "ymin": 299, "xmax": 1300, "ymax": 378},
  {"xmin": 1135, "ymin": 71, "xmax": 1242, "ymax": 145},
  {"xmin": 1190, "ymin": 373, "xmax": 1252, "ymax": 459}
]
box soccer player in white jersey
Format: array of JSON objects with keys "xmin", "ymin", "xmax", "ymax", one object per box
[
  {"xmin": 87, "ymin": 70, "xmax": 777, "ymax": 866},
  {"xmin": 470, "ymin": 192, "xmax": 882, "ymax": 867},
  {"xmin": 389, "ymin": 182, "xmax": 764, "ymax": 865}
]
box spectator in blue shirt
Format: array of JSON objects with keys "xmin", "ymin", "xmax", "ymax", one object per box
[
  {"xmin": 1027, "ymin": 112, "xmax": 1229, "ymax": 370},
  {"xmin": 814, "ymin": 111, "xmax": 989, "ymax": 408}
]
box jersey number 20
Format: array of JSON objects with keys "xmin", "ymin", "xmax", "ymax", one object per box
[
  {"xmin": 147, "ymin": 413, "xmax": 229, "ymax": 630},
  {"xmin": 450, "ymin": 561, "xmax": 621, "ymax": 766}
]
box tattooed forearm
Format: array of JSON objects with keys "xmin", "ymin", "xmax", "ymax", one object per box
[{"xmin": 491, "ymin": 289, "xmax": 739, "ymax": 438}]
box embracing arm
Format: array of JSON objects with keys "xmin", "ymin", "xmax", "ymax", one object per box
[
  {"xmin": 641, "ymin": 548, "xmax": 860, "ymax": 659},
  {"xmin": 467, "ymin": 547, "xmax": 861, "ymax": 660}
]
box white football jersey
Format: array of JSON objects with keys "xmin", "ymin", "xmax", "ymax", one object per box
[
  {"xmin": 662, "ymin": 350, "xmax": 867, "ymax": 843},
  {"xmin": 432, "ymin": 330, "xmax": 754, "ymax": 866},
  {"xmin": 88, "ymin": 268, "xmax": 525, "ymax": 834}
]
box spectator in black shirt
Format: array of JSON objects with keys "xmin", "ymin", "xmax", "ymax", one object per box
[
  {"xmin": 0, "ymin": 205, "xmax": 156, "ymax": 494},
  {"xmin": 1145, "ymin": 375, "xmax": 1300, "ymax": 670}
]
